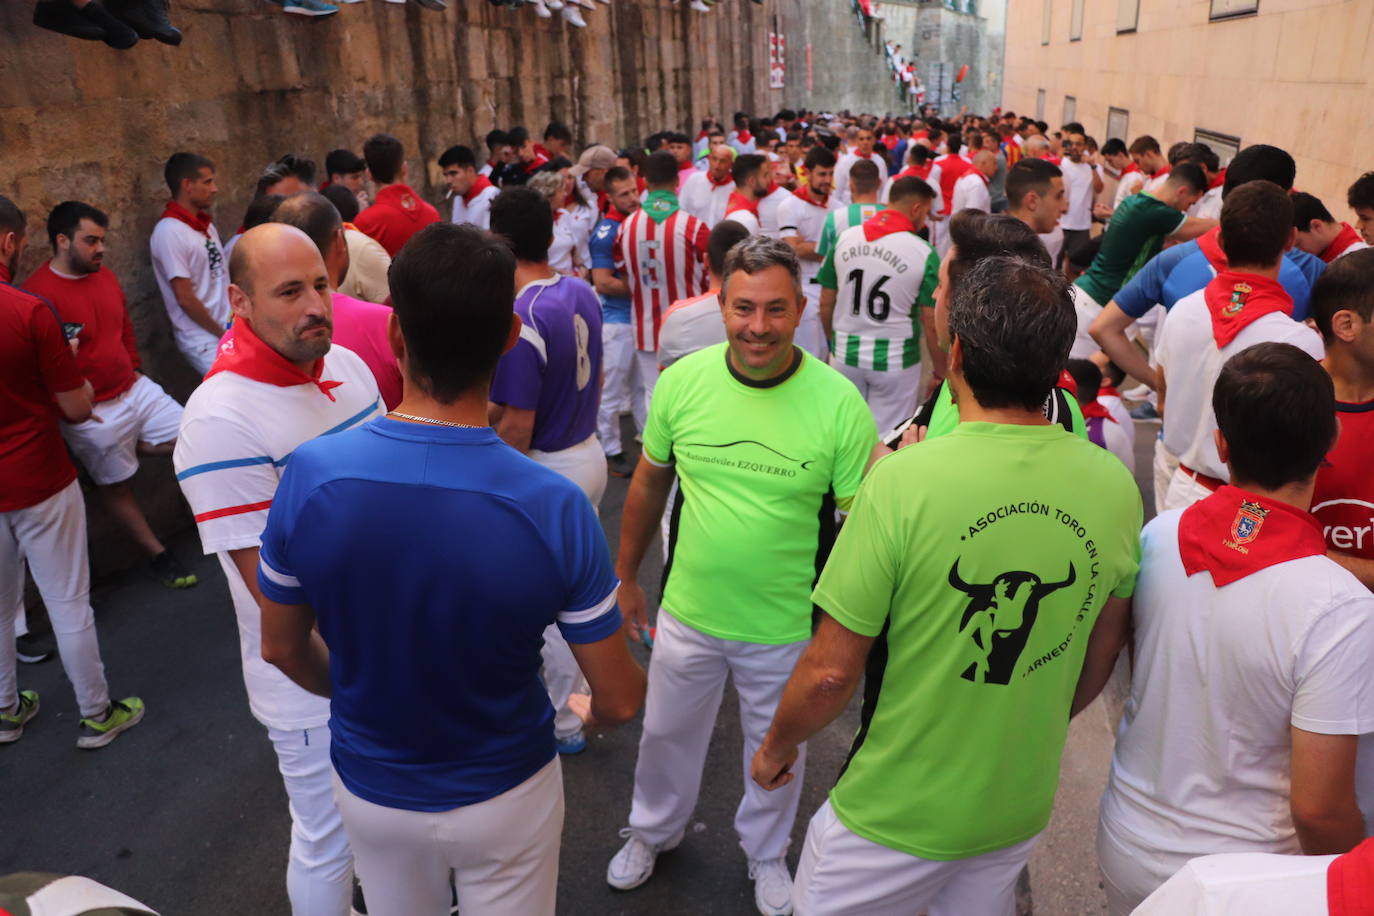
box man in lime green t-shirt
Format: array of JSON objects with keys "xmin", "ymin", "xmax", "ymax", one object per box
[
  {"xmin": 752, "ymin": 254, "xmax": 1141, "ymax": 915},
  {"xmin": 606, "ymin": 237, "xmax": 877, "ymax": 915}
]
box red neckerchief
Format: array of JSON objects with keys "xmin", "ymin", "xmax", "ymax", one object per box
[
  {"xmin": 161, "ymin": 200, "xmax": 212, "ymax": 236},
  {"xmin": 793, "ymin": 185, "xmax": 829, "ymax": 208},
  {"xmin": 694, "ymin": 130, "xmax": 708, "ymax": 141},
  {"xmin": 1202, "ymin": 270, "xmax": 1294, "ymax": 347},
  {"xmin": 899, "ymin": 164, "xmax": 933, "ymax": 180},
  {"xmin": 596, "ymin": 190, "xmax": 609, "ymax": 216},
  {"xmin": 1119, "ymin": 162, "xmax": 1142, "ymax": 177},
  {"xmin": 707, "ymin": 170, "xmax": 733, "ymax": 189},
  {"xmin": 862, "ymin": 208, "xmax": 916, "ymax": 242},
  {"xmin": 1178, "ymin": 485, "xmax": 1326, "ymax": 587},
  {"xmin": 1321, "ymin": 223, "xmax": 1364, "ymax": 263},
  {"xmin": 1080, "ymin": 400, "xmax": 1116, "ymax": 422},
  {"xmin": 1100, "ymin": 384, "xmax": 1122, "ymax": 400},
  {"xmin": 1329, "ymin": 836, "xmax": 1374, "ymax": 916},
  {"xmin": 765, "ymin": 180, "xmax": 779, "ymax": 196},
  {"xmin": 375, "ymin": 184, "xmax": 426, "ymax": 215},
  {"xmin": 725, "ymin": 191, "xmax": 759, "ymax": 217},
  {"xmin": 523, "ymin": 152, "xmax": 550, "ymax": 175},
  {"xmin": 462, "ymin": 174, "xmax": 494, "ymax": 205},
  {"xmin": 342, "ymin": 221, "xmax": 360, "ymax": 233},
  {"xmin": 1208, "ymin": 168, "xmax": 1226, "ymax": 191},
  {"xmin": 1058, "ymin": 369, "xmax": 1078, "ymax": 397},
  {"xmin": 736, "ymin": 130, "xmax": 753, "ymax": 145},
  {"xmin": 1150, "ymin": 163, "xmax": 1171, "ymax": 179},
  {"xmin": 533, "ymin": 143, "xmax": 553, "ymax": 160},
  {"xmin": 1196, "ymin": 225, "xmax": 1227, "ymax": 271},
  {"xmin": 854, "ymin": 150, "xmax": 874, "ymax": 160},
  {"xmin": 602, "ymin": 206, "xmax": 627, "ymax": 224},
  {"xmin": 204, "ymin": 317, "xmax": 342, "ymax": 401},
  {"xmin": 1046, "ymin": 155, "xmax": 1063, "ymax": 166},
  {"xmin": 678, "ymin": 159, "xmax": 696, "ymax": 173}
]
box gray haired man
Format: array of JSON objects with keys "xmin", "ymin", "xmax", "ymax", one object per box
[{"xmin": 606, "ymin": 237, "xmax": 878, "ymax": 916}]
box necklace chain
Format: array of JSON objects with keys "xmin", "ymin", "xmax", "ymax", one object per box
[{"xmin": 387, "ymin": 411, "xmax": 486, "ymax": 430}]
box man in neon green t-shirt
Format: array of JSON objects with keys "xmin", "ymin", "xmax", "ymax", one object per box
[
  {"xmin": 606, "ymin": 236, "xmax": 877, "ymax": 916},
  {"xmin": 752, "ymin": 253, "xmax": 1141, "ymax": 915}
]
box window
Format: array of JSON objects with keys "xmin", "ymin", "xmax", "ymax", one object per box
[
  {"xmin": 1063, "ymin": 96, "xmax": 1077, "ymax": 126},
  {"xmin": 1210, "ymin": 0, "xmax": 1258, "ymax": 20},
  {"xmin": 1070, "ymin": 0, "xmax": 1084, "ymax": 40},
  {"xmin": 1194, "ymin": 128, "xmax": 1242, "ymax": 167},
  {"xmin": 1036, "ymin": 89, "xmax": 1047, "ymax": 121},
  {"xmin": 1117, "ymin": 0, "xmax": 1139, "ymax": 32},
  {"xmin": 1042, "ymin": 0, "xmax": 1052, "ymax": 44},
  {"xmin": 1107, "ymin": 107, "xmax": 1129, "ymax": 142}
]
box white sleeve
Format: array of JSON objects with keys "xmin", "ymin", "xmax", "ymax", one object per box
[
  {"xmin": 150, "ymin": 223, "xmax": 196, "ymax": 282},
  {"xmin": 927, "ymin": 165, "xmax": 944, "ymax": 211},
  {"xmin": 1292, "ymin": 594, "xmax": 1374, "ymax": 735}
]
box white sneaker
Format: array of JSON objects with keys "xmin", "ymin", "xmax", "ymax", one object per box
[
  {"xmin": 546, "ymin": 0, "xmax": 563, "ymax": 8},
  {"xmin": 531, "ymin": 0, "xmax": 551, "ymax": 16},
  {"xmin": 749, "ymin": 858, "xmax": 794, "ymax": 916},
  {"xmin": 561, "ymin": 4, "xmax": 585, "ymax": 24},
  {"xmin": 689, "ymin": 0, "xmax": 711, "ymax": 10},
  {"xmin": 607, "ymin": 827, "xmax": 681, "ymax": 890}
]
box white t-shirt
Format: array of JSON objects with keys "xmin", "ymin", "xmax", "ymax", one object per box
[
  {"xmin": 776, "ymin": 192, "xmax": 838, "ymax": 284},
  {"xmin": 149, "ymin": 216, "xmax": 231, "ymax": 357},
  {"xmin": 950, "ymin": 171, "xmax": 991, "ymax": 215},
  {"xmin": 449, "ymin": 183, "xmax": 499, "ymax": 229},
  {"xmin": 1060, "ymin": 159, "xmax": 1100, "ymax": 231},
  {"xmin": 1189, "ymin": 184, "xmax": 1224, "ymax": 221},
  {"xmin": 1133, "ymin": 851, "xmax": 1334, "ymax": 916},
  {"xmin": 1099, "ymin": 509, "xmax": 1374, "ymax": 886},
  {"xmin": 658, "ymin": 290, "xmax": 725, "ymax": 368},
  {"xmin": 1093, "ymin": 410, "xmax": 1135, "ymax": 472},
  {"xmin": 722, "ymin": 209, "xmax": 761, "ymax": 235},
  {"xmin": 833, "ymin": 152, "xmax": 890, "ymax": 206},
  {"xmin": 1114, "ymin": 170, "xmax": 1147, "ymax": 209},
  {"xmin": 1040, "ymin": 225, "xmax": 1064, "ymax": 267},
  {"xmin": 1070, "ymin": 284, "xmax": 1103, "ymax": 359},
  {"xmin": 679, "ymin": 171, "xmax": 734, "ymax": 228},
  {"xmin": 1156, "ymin": 289, "xmax": 1324, "ymax": 480},
  {"xmin": 549, "ymin": 214, "xmax": 581, "ymax": 277},
  {"xmin": 758, "ymin": 186, "xmax": 791, "ymax": 239},
  {"xmin": 1099, "ymin": 391, "xmax": 1136, "ymax": 454},
  {"xmin": 173, "ymin": 346, "xmax": 383, "ymax": 731}
]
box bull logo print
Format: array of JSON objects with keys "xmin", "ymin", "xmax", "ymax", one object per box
[{"xmin": 949, "ymin": 560, "xmax": 1077, "ymax": 685}]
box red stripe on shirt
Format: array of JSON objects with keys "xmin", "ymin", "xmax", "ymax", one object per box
[
  {"xmin": 646, "ymin": 215, "xmax": 662, "ymax": 352},
  {"xmin": 194, "ymin": 499, "xmax": 273, "ymax": 523},
  {"xmin": 626, "ymin": 213, "xmax": 644, "ymax": 350},
  {"xmin": 663, "ymin": 211, "xmax": 679, "ymax": 325}
]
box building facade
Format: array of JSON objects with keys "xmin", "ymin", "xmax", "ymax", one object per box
[{"xmin": 1003, "ymin": 0, "xmax": 1370, "ymax": 212}]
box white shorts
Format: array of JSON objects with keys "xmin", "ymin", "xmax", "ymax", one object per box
[
  {"xmin": 832, "ymin": 361, "xmax": 922, "ymax": 435},
  {"xmin": 527, "ymin": 433, "xmax": 607, "ymax": 511},
  {"xmin": 60, "ymin": 375, "xmax": 183, "ymax": 485},
  {"xmin": 794, "ymin": 799, "xmax": 1039, "ymax": 916},
  {"xmin": 1163, "ymin": 465, "xmax": 1219, "ymax": 513}
]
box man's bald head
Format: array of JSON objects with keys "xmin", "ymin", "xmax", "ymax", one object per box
[
  {"xmin": 270, "ymin": 192, "xmax": 349, "ymax": 290},
  {"xmin": 227, "ymin": 223, "xmax": 333, "ymax": 366},
  {"xmin": 975, "ymin": 150, "xmax": 998, "ymax": 177},
  {"xmin": 1025, "ymin": 135, "xmax": 1051, "ymax": 158}
]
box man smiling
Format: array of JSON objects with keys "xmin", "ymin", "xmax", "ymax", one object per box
[{"xmin": 606, "ymin": 236, "xmax": 876, "ymax": 916}]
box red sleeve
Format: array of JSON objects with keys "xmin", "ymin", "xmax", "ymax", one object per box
[
  {"xmin": 30, "ymin": 301, "xmax": 84, "ymax": 395},
  {"xmin": 693, "ymin": 221, "xmax": 710, "ymax": 260},
  {"xmin": 119, "ymin": 288, "xmax": 141, "ymax": 371}
]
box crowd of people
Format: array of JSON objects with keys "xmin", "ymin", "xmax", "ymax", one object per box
[{"xmin": 4, "ymin": 99, "xmax": 1374, "ymax": 916}]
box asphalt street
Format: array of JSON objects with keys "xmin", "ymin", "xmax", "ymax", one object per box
[{"xmin": 1, "ymin": 417, "xmax": 1159, "ymax": 915}]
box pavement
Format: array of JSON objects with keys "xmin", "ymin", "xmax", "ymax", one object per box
[{"xmin": 1, "ymin": 416, "xmax": 1161, "ymax": 915}]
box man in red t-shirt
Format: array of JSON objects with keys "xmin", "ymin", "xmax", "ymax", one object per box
[
  {"xmin": 354, "ymin": 134, "xmax": 440, "ymax": 257},
  {"xmin": 0, "ymin": 194, "xmax": 144, "ymax": 748},
  {"xmin": 25, "ymin": 201, "xmax": 197, "ymax": 590}
]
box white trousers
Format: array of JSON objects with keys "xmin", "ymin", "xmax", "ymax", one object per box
[
  {"xmin": 1151, "ymin": 437, "xmax": 1179, "ymax": 515},
  {"xmin": 1097, "ymin": 818, "xmax": 1182, "ymax": 916},
  {"xmin": 627, "ymin": 609, "xmax": 809, "ymax": 861},
  {"xmin": 527, "ymin": 435, "xmax": 604, "ymax": 739},
  {"xmin": 267, "ymin": 725, "xmax": 354, "ymax": 916},
  {"xmin": 596, "ymin": 323, "xmax": 647, "ymax": 457},
  {"xmin": 794, "ymin": 800, "xmax": 1039, "ymax": 916},
  {"xmin": 179, "ymin": 335, "xmax": 218, "ymax": 376},
  {"xmin": 1163, "ymin": 466, "xmax": 1218, "ymax": 513},
  {"xmin": 527, "ymin": 434, "xmax": 607, "ymax": 511},
  {"xmin": 833, "ymin": 361, "xmax": 922, "ymax": 435},
  {"xmin": 637, "ymin": 350, "xmax": 661, "ymax": 418},
  {"xmin": 797, "ymin": 290, "xmax": 829, "ymax": 362},
  {"xmin": 334, "ymin": 758, "xmax": 564, "ymax": 916},
  {"xmin": 0, "ymin": 480, "xmax": 109, "ymax": 718}
]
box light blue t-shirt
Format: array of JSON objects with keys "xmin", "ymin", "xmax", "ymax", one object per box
[{"xmin": 590, "ymin": 214, "xmax": 631, "ymax": 325}]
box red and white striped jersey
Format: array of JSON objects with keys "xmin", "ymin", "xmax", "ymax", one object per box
[{"xmin": 614, "ymin": 208, "xmax": 709, "ymax": 352}]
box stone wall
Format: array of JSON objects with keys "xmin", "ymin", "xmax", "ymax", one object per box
[{"xmin": 779, "ymin": 2, "xmax": 904, "ymax": 114}]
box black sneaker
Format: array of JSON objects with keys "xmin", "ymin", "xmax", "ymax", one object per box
[
  {"xmin": 108, "ymin": 0, "xmax": 181, "ymax": 45},
  {"xmin": 151, "ymin": 551, "xmax": 198, "ymax": 589},
  {"xmin": 33, "ymin": 0, "xmax": 107, "ymax": 40},
  {"xmin": 16, "ymin": 633, "xmax": 54, "ymax": 664},
  {"xmin": 607, "ymin": 453, "xmax": 634, "ymax": 478},
  {"xmin": 76, "ymin": 0, "xmax": 141, "ymax": 48}
]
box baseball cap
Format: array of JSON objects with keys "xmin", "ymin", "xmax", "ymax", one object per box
[{"xmin": 571, "ymin": 145, "xmax": 618, "ymax": 177}]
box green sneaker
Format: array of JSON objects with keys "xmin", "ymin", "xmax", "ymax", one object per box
[
  {"xmin": 0, "ymin": 691, "xmax": 39, "ymax": 744},
  {"xmin": 77, "ymin": 697, "xmax": 145, "ymax": 749},
  {"xmin": 151, "ymin": 551, "xmax": 198, "ymax": 589}
]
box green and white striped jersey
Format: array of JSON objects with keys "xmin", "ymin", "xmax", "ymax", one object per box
[
  {"xmin": 817, "ymin": 202, "xmax": 883, "ymax": 259},
  {"xmin": 817, "ymin": 222, "xmax": 940, "ymax": 372}
]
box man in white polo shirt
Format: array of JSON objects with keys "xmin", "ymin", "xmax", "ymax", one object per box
[
  {"xmin": 1058, "ymin": 132, "xmax": 1103, "ymax": 270},
  {"xmin": 833, "ymin": 126, "xmax": 889, "ymax": 206},
  {"xmin": 1098, "ymin": 342, "xmax": 1374, "ymax": 914},
  {"xmin": 174, "ymin": 224, "xmax": 383, "ymax": 916},
  {"xmin": 1156, "ymin": 181, "xmax": 1324, "ymax": 510},
  {"xmin": 149, "ymin": 152, "xmax": 230, "ymax": 374}
]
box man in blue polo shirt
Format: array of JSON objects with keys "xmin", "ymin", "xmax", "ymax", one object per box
[
  {"xmin": 1089, "ymin": 144, "xmax": 1325, "ymax": 389},
  {"xmin": 256, "ymin": 222, "xmax": 645, "ymax": 916},
  {"xmin": 590, "ymin": 167, "xmax": 643, "ymax": 478}
]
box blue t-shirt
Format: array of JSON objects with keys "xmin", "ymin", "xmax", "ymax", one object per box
[
  {"xmin": 590, "ymin": 215, "xmax": 631, "ymax": 325},
  {"xmin": 257, "ymin": 419, "xmax": 621, "ymax": 812},
  {"xmin": 490, "ymin": 275, "xmax": 603, "ymax": 453},
  {"xmin": 1114, "ymin": 239, "xmax": 1325, "ymax": 321}
]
